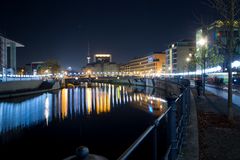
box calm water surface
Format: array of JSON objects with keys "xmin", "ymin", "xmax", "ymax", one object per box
[{"xmin": 0, "ymin": 83, "xmax": 168, "ymax": 159}]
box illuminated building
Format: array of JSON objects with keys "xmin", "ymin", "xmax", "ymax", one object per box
[
  {"xmin": 94, "ymin": 53, "xmax": 112, "ymax": 63},
  {"xmin": 196, "ymin": 20, "xmax": 240, "ymax": 70},
  {"xmin": 166, "ymin": 40, "xmax": 195, "ymax": 73},
  {"xmin": 120, "ymin": 52, "xmax": 166, "ymax": 75},
  {"xmin": 0, "ymin": 35, "xmax": 24, "ymax": 75},
  {"xmin": 82, "ymin": 53, "xmax": 119, "ymax": 76}
]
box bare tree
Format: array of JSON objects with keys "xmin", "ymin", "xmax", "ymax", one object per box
[{"xmin": 205, "ymin": 0, "xmax": 240, "ymax": 120}]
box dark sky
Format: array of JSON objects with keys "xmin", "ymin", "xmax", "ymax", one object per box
[{"xmin": 0, "ymin": 0, "xmax": 218, "ymax": 70}]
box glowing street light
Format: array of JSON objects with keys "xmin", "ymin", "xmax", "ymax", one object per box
[
  {"xmin": 197, "ymin": 37, "xmax": 208, "ymax": 47},
  {"xmin": 87, "ymin": 70, "xmax": 91, "ymax": 74},
  {"xmin": 44, "ymin": 69, "xmax": 49, "ymax": 74},
  {"xmin": 197, "ymin": 35, "xmax": 208, "ymax": 95},
  {"xmin": 232, "ymin": 60, "xmax": 240, "ymax": 68},
  {"xmin": 186, "ymin": 57, "xmax": 192, "ymax": 78}
]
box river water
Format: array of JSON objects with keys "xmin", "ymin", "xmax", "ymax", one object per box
[{"xmin": 0, "ymin": 83, "xmax": 168, "ymax": 159}]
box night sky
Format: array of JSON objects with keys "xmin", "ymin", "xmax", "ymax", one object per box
[{"xmin": 0, "ymin": 0, "xmax": 218, "ymax": 70}]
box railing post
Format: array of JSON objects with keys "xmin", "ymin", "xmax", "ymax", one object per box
[
  {"xmin": 187, "ymin": 87, "xmax": 190, "ymax": 121},
  {"xmin": 180, "ymin": 87, "xmax": 186, "ymax": 117},
  {"xmin": 167, "ymin": 97, "xmax": 177, "ymax": 160},
  {"xmin": 153, "ymin": 126, "xmax": 157, "ymax": 160},
  {"xmin": 183, "ymin": 88, "xmax": 188, "ymax": 124}
]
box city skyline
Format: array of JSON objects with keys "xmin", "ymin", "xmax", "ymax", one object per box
[
  {"xmin": 1, "ymin": 1, "xmax": 240, "ymax": 159},
  {"xmin": 0, "ymin": 0, "xmax": 218, "ymax": 69}
]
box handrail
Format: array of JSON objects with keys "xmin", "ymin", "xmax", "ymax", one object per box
[
  {"xmin": 117, "ymin": 107, "xmax": 172, "ymax": 160},
  {"xmin": 117, "ymin": 85, "xmax": 190, "ymax": 160},
  {"xmin": 117, "ymin": 125, "xmax": 154, "ymax": 160},
  {"xmin": 174, "ymin": 92, "xmax": 183, "ymax": 103},
  {"xmin": 155, "ymin": 107, "xmax": 172, "ymax": 123}
]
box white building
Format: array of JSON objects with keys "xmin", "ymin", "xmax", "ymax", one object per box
[{"xmin": 0, "ymin": 35, "xmax": 24, "ymax": 76}]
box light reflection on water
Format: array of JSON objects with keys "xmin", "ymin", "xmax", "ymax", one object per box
[{"xmin": 0, "ymin": 84, "xmax": 167, "ymax": 135}]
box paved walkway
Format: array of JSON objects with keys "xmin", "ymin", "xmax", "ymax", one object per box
[
  {"xmin": 178, "ymin": 90, "xmax": 199, "ymax": 160},
  {"xmin": 192, "ymin": 88, "xmax": 240, "ymax": 160},
  {"xmin": 205, "ymin": 85, "xmax": 240, "ymax": 108}
]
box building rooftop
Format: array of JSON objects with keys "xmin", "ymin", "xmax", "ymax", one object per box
[
  {"xmin": 168, "ymin": 39, "xmax": 195, "ymax": 48},
  {"xmin": 130, "ymin": 51, "xmax": 165, "ymax": 61},
  {"xmin": 0, "ymin": 35, "xmax": 24, "ymax": 47},
  {"xmin": 94, "ymin": 54, "xmax": 111, "ymax": 57}
]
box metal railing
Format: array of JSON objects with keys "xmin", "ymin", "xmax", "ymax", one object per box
[{"xmin": 117, "ymin": 84, "xmax": 190, "ymax": 160}]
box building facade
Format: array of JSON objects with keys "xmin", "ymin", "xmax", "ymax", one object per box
[
  {"xmin": 196, "ymin": 20, "xmax": 240, "ymax": 70},
  {"xmin": 120, "ymin": 52, "xmax": 166, "ymax": 76},
  {"xmin": 166, "ymin": 40, "xmax": 195, "ymax": 73},
  {"xmin": 83, "ymin": 62, "xmax": 119, "ymax": 75},
  {"xmin": 82, "ymin": 53, "xmax": 119, "ymax": 77},
  {"xmin": 94, "ymin": 53, "xmax": 112, "ymax": 63},
  {"xmin": 0, "ymin": 35, "xmax": 24, "ymax": 75}
]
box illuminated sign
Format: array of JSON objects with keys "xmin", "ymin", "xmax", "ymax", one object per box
[
  {"xmin": 148, "ymin": 56, "xmax": 153, "ymax": 63},
  {"xmin": 95, "ymin": 54, "xmax": 111, "ymax": 57}
]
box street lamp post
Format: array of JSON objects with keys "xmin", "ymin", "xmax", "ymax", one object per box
[{"xmin": 197, "ymin": 36, "xmax": 208, "ymax": 95}]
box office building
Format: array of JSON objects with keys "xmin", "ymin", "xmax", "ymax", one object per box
[
  {"xmin": 83, "ymin": 53, "xmax": 119, "ymax": 76},
  {"xmin": 166, "ymin": 40, "xmax": 195, "ymax": 73},
  {"xmin": 120, "ymin": 52, "xmax": 166, "ymax": 75}
]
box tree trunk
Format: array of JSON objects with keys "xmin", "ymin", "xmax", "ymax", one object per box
[
  {"xmin": 201, "ymin": 48, "xmax": 206, "ymax": 96},
  {"xmin": 228, "ymin": 0, "xmax": 234, "ymax": 120},
  {"xmin": 228, "ymin": 56, "xmax": 233, "ymax": 120},
  {"xmin": 203, "ymin": 55, "xmax": 206, "ymax": 95}
]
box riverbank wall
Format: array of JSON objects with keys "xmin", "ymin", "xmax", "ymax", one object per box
[
  {"xmin": 1, "ymin": 77, "xmax": 188, "ymax": 99},
  {"xmin": 89, "ymin": 77, "xmax": 186, "ymax": 96},
  {"xmin": 0, "ymin": 80, "xmax": 43, "ymax": 93},
  {"xmin": 0, "ymin": 80, "xmax": 61, "ymax": 99}
]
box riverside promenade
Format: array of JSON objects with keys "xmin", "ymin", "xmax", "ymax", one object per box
[
  {"xmin": 179, "ymin": 83, "xmax": 240, "ymax": 160},
  {"xmin": 193, "ymin": 88, "xmax": 240, "ymax": 160}
]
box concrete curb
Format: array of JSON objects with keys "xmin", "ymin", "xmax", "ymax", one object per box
[{"xmin": 178, "ymin": 89, "xmax": 199, "ymax": 160}]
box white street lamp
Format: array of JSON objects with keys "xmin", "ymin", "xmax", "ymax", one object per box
[
  {"xmin": 197, "ymin": 37, "xmax": 208, "ymax": 46},
  {"xmin": 197, "ymin": 35, "xmax": 208, "ymax": 95}
]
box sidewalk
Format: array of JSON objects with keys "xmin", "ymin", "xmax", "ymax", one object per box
[
  {"xmin": 206, "ymin": 83, "xmax": 240, "ymax": 95},
  {"xmin": 178, "ymin": 90, "xmax": 199, "ymax": 160},
  {"xmin": 205, "ymin": 84, "xmax": 240, "ymax": 107},
  {"xmin": 192, "ymin": 88, "xmax": 240, "ymax": 160}
]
